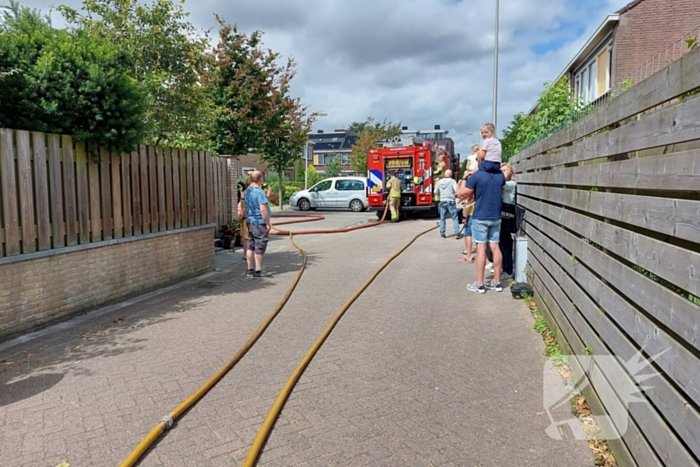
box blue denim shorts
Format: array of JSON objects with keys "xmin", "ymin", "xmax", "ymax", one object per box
[
  {"xmin": 461, "ymin": 215, "xmax": 474, "ymax": 237},
  {"xmin": 471, "ymin": 218, "xmax": 501, "ymax": 244}
]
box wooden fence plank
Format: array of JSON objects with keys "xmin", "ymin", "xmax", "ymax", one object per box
[
  {"xmin": 100, "ymin": 149, "xmax": 113, "ymax": 241},
  {"xmin": 193, "ymin": 151, "xmax": 201, "ymax": 226},
  {"xmin": 212, "ymin": 159, "xmax": 219, "ymax": 227},
  {"xmin": 31, "ymin": 132, "xmax": 51, "ymax": 251},
  {"xmin": 87, "ymin": 148, "xmax": 101, "ymax": 243},
  {"xmin": 219, "ymin": 160, "xmax": 227, "ymax": 227},
  {"xmin": 111, "ymin": 153, "xmax": 123, "ymax": 239},
  {"xmin": 527, "ymin": 211, "xmax": 700, "ymax": 354},
  {"xmin": 139, "ymin": 145, "xmax": 150, "ymax": 234},
  {"xmin": 529, "ymin": 279, "xmax": 638, "ymax": 467},
  {"xmin": 206, "ymin": 154, "xmax": 214, "ymax": 224},
  {"xmin": 516, "ymin": 150, "xmax": 700, "ymax": 191},
  {"xmin": 156, "ymin": 147, "xmax": 166, "ymax": 232},
  {"xmin": 527, "ymin": 223, "xmax": 700, "ymax": 460},
  {"xmin": 148, "ymin": 145, "xmax": 158, "ymax": 231},
  {"xmin": 131, "ymin": 151, "xmax": 142, "ymax": 236},
  {"xmin": 0, "ymin": 129, "xmax": 20, "ymax": 256},
  {"xmin": 74, "ymin": 142, "xmax": 90, "ymax": 244},
  {"xmin": 526, "ymin": 258, "xmax": 663, "ymax": 467},
  {"xmin": 164, "ymin": 147, "xmax": 174, "ymax": 230},
  {"xmin": 186, "ymin": 150, "xmax": 194, "ymax": 226},
  {"xmin": 519, "ymin": 185, "xmax": 700, "ymax": 245},
  {"xmin": 47, "ymin": 134, "xmax": 64, "ymax": 249},
  {"xmin": 520, "ymin": 197, "xmax": 700, "ymax": 298},
  {"xmin": 513, "ymin": 47, "xmax": 700, "ymax": 163},
  {"xmin": 62, "ymin": 136, "xmax": 78, "ymax": 246},
  {"xmin": 516, "ymin": 96, "xmax": 700, "ymax": 173},
  {"xmin": 16, "ymin": 131, "xmax": 36, "ymax": 253},
  {"xmin": 121, "ymin": 152, "xmax": 132, "ymax": 237},
  {"xmin": 172, "ymin": 149, "xmax": 182, "ymax": 229}
]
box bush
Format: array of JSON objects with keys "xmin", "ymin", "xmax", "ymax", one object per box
[{"xmin": 0, "ymin": 2, "xmax": 147, "ymax": 155}]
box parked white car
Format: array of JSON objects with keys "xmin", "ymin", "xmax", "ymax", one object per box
[{"xmin": 289, "ymin": 177, "xmax": 369, "ymax": 212}]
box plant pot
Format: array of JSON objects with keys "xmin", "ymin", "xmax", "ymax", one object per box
[
  {"xmin": 221, "ymin": 235, "xmax": 233, "ymax": 250},
  {"xmin": 234, "ymin": 234, "xmax": 242, "ymax": 247}
]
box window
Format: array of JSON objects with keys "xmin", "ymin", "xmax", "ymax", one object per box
[
  {"xmin": 574, "ymin": 41, "xmax": 612, "ymax": 103},
  {"xmin": 341, "ymin": 154, "xmax": 350, "ymax": 165},
  {"xmin": 335, "ymin": 179, "xmax": 364, "ymax": 191},
  {"xmin": 314, "ymin": 180, "xmax": 332, "ymax": 192}
]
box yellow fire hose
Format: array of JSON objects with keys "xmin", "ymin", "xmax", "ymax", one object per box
[
  {"xmin": 119, "ymin": 203, "xmax": 427, "ymax": 467},
  {"xmin": 118, "ymin": 230, "xmax": 308, "ymax": 467},
  {"xmin": 242, "ymin": 222, "xmax": 437, "ymax": 466}
]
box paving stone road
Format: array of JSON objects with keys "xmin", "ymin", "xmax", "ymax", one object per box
[{"xmin": 0, "ymin": 211, "xmax": 592, "ymax": 466}]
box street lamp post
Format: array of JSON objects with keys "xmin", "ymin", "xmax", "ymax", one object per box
[
  {"xmin": 492, "ymin": 0, "xmax": 500, "ymax": 130},
  {"xmin": 304, "ymin": 141, "xmax": 314, "ymax": 190},
  {"xmin": 304, "ymin": 112, "xmax": 327, "ymax": 190}
]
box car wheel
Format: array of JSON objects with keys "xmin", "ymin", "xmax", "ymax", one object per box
[
  {"xmin": 349, "ymin": 199, "xmax": 364, "ymax": 212},
  {"xmin": 298, "ymin": 198, "xmax": 311, "ymax": 211}
]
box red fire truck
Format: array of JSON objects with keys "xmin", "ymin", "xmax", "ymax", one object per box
[{"xmin": 367, "ymin": 136, "xmax": 458, "ymax": 219}]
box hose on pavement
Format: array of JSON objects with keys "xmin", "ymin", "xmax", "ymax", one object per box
[
  {"xmin": 243, "ymin": 221, "xmax": 438, "ymax": 466},
  {"xmin": 119, "ymin": 203, "xmax": 391, "ymax": 467}
]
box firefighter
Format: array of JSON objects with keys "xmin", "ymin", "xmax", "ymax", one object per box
[
  {"xmin": 386, "ymin": 170, "xmax": 402, "ymax": 222},
  {"xmin": 434, "ymin": 153, "xmax": 447, "ymax": 201}
]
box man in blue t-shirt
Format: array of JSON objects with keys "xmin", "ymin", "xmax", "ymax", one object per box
[
  {"xmin": 458, "ymin": 169, "xmax": 505, "ymax": 293},
  {"xmin": 243, "ymin": 171, "xmax": 273, "ymax": 278}
]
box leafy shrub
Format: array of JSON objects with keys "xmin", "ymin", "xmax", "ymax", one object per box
[{"xmin": 0, "ymin": 2, "xmax": 147, "ymax": 155}]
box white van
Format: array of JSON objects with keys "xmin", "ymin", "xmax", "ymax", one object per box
[{"xmin": 289, "ymin": 177, "xmax": 369, "ymax": 212}]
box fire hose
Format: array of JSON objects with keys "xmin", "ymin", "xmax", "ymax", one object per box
[{"xmin": 119, "ymin": 203, "xmax": 437, "ymax": 466}]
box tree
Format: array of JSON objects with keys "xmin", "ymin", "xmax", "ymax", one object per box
[
  {"xmin": 208, "ymin": 18, "xmax": 314, "ymax": 209},
  {"xmin": 295, "ymin": 159, "xmax": 305, "ymax": 183},
  {"xmin": 208, "ymin": 19, "xmax": 283, "ymax": 156},
  {"xmin": 325, "ymin": 154, "xmax": 342, "ymax": 178},
  {"xmin": 346, "ymin": 121, "xmax": 368, "ymax": 135},
  {"xmin": 257, "ymin": 60, "xmax": 314, "ymax": 211},
  {"xmin": 58, "ymin": 0, "xmax": 213, "ymax": 149},
  {"xmin": 0, "ymin": 1, "xmax": 147, "ymax": 155},
  {"xmin": 306, "ymin": 165, "xmax": 321, "ymax": 187},
  {"xmin": 349, "ymin": 117, "xmax": 401, "ymax": 174},
  {"xmin": 500, "ymin": 78, "xmax": 585, "ymax": 160}
]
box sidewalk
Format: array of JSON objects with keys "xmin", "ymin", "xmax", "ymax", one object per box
[{"xmin": 0, "ymin": 216, "xmax": 592, "ymax": 466}]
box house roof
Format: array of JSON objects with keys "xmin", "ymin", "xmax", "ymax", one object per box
[
  {"xmin": 527, "ymin": 13, "xmax": 619, "ymax": 115},
  {"xmin": 615, "ymin": 0, "xmax": 643, "ymax": 14}
]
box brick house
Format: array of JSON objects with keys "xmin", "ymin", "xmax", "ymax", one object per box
[{"xmin": 549, "ymin": 0, "xmax": 700, "ymax": 106}]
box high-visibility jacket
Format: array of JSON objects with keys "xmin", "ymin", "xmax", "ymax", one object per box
[{"xmin": 386, "ymin": 176, "xmax": 401, "ymax": 198}]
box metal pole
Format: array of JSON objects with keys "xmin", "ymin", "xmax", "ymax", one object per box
[
  {"xmin": 304, "ymin": 142, "xmax": 309, "ymax": 190},
  {"xmin": 492, "ymin": 0, "xmax": 499, "ymax": 131}
]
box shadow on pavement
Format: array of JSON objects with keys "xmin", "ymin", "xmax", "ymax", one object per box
[
  {"xmin": 0, "ymin": 373, "xmax": 64, "ymax": 407},
  {"xmin": 0, "ymin": 248, "xmax": 316, "ymax": 390}
]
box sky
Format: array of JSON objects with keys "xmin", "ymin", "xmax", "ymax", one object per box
[{"xmin": 19, "ymin": 0, "xmax": 633, "ymax": 154}]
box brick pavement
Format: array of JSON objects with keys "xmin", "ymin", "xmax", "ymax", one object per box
[{"xmin": 0, "ymin": 214, "xmax": 592, "ymax": 466}]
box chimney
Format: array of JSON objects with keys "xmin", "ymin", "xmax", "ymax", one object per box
[
  {"xmin": 434, "ymin": 124, "xmax": 441, "ymax": 130},
  {"xmin": 317, "ymin": 130, "xmax": 324, "ymax": 133}
]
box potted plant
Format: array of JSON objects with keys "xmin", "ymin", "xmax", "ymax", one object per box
[{"xmin": 219, "ymin": 222, "xmax": 240, "ymax": 250}]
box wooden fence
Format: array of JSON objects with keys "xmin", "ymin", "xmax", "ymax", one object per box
[
  {"xmin": 0, "ymin": 129, "xmax": 231, "ymax": 258},
  {"xmin": 510, "ymin": 47, "xmax": 700, "ymax": 466}
]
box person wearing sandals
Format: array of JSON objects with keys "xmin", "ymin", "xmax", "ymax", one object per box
[{"xmin": 458, "ymin": 173, "xmax": 476, "ymax": 263}]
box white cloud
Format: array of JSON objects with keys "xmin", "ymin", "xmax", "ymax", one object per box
[{"xmin": 19, "ymin": 0, "xmax": 632, "ymax": 153}]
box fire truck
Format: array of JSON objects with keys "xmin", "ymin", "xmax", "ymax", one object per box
[{"xmin": 366, "ymin": 135, "xmax": 459, "ymax": 219}]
